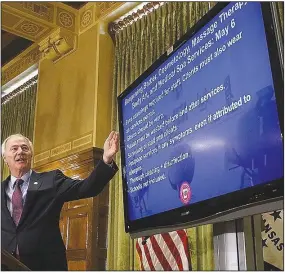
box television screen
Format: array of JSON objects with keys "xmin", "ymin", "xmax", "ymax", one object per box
[{"xmin": 118, "ymin": 2, "xmax": 283, "ymax": 236}]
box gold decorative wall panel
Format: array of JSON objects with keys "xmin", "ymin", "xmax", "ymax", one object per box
[
  {"xmin": 79, "ymin": 4, "xmax": 96, "ymax": 34},
  {"xmin": 2, "ymin": 3, "xmax": 52, "ymax": 42},
  {"xmin": 50, "ymin": 142, "xmax": 72, "ymax": 157},
  {"xmin": 34, "ymin": 133, "xmax": 93, "ymax": 166},
  {"xmin": 15, "ymin": 19, "xmax": 47, "ymax": 39},
  {"xmin": 1, "ymin": 10, "xmax": 22, "ymax": 28},
  {"xmin": 78, "ymin": 2, "xmax": 132, "ymax": 35},
  {"xmin": 96, "ymin": 2, "xmax": 122, "ymax": 17},
  {"xmin": 73, "ymin": 134, "xmax": 93, "ymax": 149},
  {"xmin": 2, "ymin": 44, "xmax": 41, "ymax": 86},
  {"xmin": 5, "ymin": 2, "xmax": 55, "ymax": 23},
  {"xmin": 34, "ymin": 150, "xmax": 50, "ymax": 164},
  {"xmin": 56, "ymin": 7, "xmax": 76, "ymax": 32},
  {"xmin": 38, "ymin": 27, "xmax": 78, "ymax": 62},
  {"xmin": 81, "ymin": 8, "xmax": 93, "ymax": 29},
  {"xmin": 1, "ymin": 1, "xmax": 78, "ymax": 43}
]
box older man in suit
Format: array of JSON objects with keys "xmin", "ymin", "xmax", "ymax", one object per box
[{"xmin": 1, "ymin": 131, "xmax": 119, "ymax": 271}]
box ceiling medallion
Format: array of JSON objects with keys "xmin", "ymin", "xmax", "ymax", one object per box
[
  {"xmin": 81, "ymin": 10, "xmax": 92, "ymax": 28},
  {"xmin": 21, "ymin": 23, "xmax": 39, "ymax": 34},
  {"xmin": 59, "ymin": 11, "xmax": 73, "ymax": 28}
]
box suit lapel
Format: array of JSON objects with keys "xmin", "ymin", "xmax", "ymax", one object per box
[
  {"xmin": 18, "ymin": 171, "xmax": 43, "ymax": 227},
  {"xmin": 1, "ymin": 176, "xmax": 16, "ymax": 227}
]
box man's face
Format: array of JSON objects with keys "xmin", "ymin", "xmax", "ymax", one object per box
[{"xmin": 3, "ymin": 136, "xmax": 32, "ymax": 175}]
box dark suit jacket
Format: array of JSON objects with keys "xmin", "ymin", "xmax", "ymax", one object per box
[{"xmin": 1, "ymin": 160, "xmax": 118, "ymax": 271}]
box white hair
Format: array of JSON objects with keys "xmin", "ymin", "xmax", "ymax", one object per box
[{"xmin": 1, "ymin": 134, "xmax": 34, "ymax": 158}]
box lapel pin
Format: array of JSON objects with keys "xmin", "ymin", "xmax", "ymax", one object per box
[{"xmin": 34, "ymin": 182, "xmax": 38, "ymax": 185}]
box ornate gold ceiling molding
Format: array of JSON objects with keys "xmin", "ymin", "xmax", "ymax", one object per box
[
  {"xmin": 38, "ymin": 27, "xmax": 77, "ymax": 63},
  {"xmin": 7, "ymin": 2, "xmax": 55, "ymax": 23},
  {"xmin": 1, "ymin": 1, "xmax": 132, "ymax": 85},
  {"xmin": 1, "ymin": 2, "xmax": 78, "ymax": 42},
  {"xmin": 1, "ymin": 2, "xmax": 127, "ymax": 40},
  {"xmin": 96, "ymin": 2, "xmax": 124, "ymax": 18},
  {"xmin": 78, "ymin": 3, "xmax": 97, "ymax": 35},
  {"xmin": 1, "ymin": 26, "xmax": 78, "ymax": 85},
  {"xmin": 77, "ymin": 2, "xmax": 126, "ymax": 35},
  {"xmin": 2, "ymin": 7, "xmax": 52, "ymax": 42},
  {"xmin": 1, "ymin": 44, "xmax": 41, "ymax": 86}
]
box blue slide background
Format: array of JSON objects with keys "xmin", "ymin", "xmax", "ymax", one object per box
[{"xmin": 120, "ymin": 2, "xmax": 283, "ymax": 221}]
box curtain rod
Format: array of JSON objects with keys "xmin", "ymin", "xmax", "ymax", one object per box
[
  {"xmin": 108, "ymin": 2, "xmax": 164, "ymax": 41},
  {"xmin": 2, "ymin": 75, "xmax": 38, "ymax": 105}
]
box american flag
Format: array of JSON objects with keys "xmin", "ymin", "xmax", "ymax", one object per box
[{"xmin": 136, "ymin": 230, "xmax": 191, "ymax": 270}]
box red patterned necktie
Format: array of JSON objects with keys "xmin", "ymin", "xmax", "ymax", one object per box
[{"xmin": 12, "ymin": 179, "xmax": 24, "ymax": 226}]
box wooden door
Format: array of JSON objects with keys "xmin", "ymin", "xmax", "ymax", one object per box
[{"xmin": 35, "ymin": 148, "xmax": 109, "ymax": 270}]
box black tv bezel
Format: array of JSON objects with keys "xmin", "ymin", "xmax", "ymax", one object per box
[{"xmin": 117, "ymin": 2, "xmax": 284, "ymax": 234}]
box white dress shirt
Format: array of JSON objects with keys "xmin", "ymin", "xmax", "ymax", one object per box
[{"xmin": 6, "ymin": 170, "xmax": 32, "ymax": 216}]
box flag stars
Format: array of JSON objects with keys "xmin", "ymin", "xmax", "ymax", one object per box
[
  {"xmin": 270, "ymin": 210, "xmax": 282, "ymax": 222},
  {"xmin": 262, "ymin": 238, "xmax": 268, "ymax": 248}
]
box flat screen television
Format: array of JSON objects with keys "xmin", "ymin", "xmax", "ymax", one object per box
[{"xmin": 117, "ymin": 2, "xmax": 284, "ymax": 238}]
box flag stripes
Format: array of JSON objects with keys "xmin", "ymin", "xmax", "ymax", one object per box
[{"xmin": 136, "ymin": 230, "xmax": 190, "ymax": 270}]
